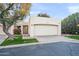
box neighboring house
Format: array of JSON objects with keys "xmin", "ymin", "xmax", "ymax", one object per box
[{"xmin": 0, "ymin": 16, "xmax": 61, "ymax": 37}]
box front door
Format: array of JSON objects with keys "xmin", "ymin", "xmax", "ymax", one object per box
[{"xmin": 23, "ymin": 25, "xmax": 28, "ymax": 34}]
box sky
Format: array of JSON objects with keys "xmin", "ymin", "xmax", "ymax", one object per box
[{"xmin": 29, "ymin": 3, "xmax": 79, "ymax": 20}]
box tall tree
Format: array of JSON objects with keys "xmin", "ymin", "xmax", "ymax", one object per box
[
  {"xmin": 0, "ymin": 3, "xmax": 31, "ymax": 39},
  {"xmin": 37, "ymin": 13, "xmax": 50, "ymax": 18},
  {"xmin": 61, "ymin": 12, "xmax": 79, "ymax": 34}
]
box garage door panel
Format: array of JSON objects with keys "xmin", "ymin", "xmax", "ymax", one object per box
[{"xmin": 34, "ymin": 25, "xmax": 58, "ymax": 35}]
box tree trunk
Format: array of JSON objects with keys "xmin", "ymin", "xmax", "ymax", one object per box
[
  {"xmin": 3, "ymin": 26, "xmax": 14, "ymax": 40},
  {"xmin": 4, "ymin": 29, "xmax": 14, "ymax": 40}
]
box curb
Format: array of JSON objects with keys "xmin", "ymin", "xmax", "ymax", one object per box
[
  {"xmin": 0, "ymin": 41, "xmax": 59, "ymax": 49},
  {"xmin": 0, "ymin": 40, "xmax": 79, "ymax": 49}
]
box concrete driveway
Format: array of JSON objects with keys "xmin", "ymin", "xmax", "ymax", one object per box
[
  {"xmin": 36, "ymin": 36, "xmax": 79, "ymax": 43},
  {"xmin": 0, "ymin": 42, "xmax": 79, "ymax": 56}
]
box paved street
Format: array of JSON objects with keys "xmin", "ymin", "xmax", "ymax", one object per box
[{"xmin": 0, "ymin": 42, "xmax": 79, "ymax": 56}]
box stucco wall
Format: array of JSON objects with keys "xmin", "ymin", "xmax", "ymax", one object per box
[
  {"xmin": 8, "ymin": 25, "xmax": 14, "ymax": 35},
  {"xmin": 0, "ymin": 25, "xmax": 5, "ymax": 35},
  {"xmin": 0, "ymin": 16, "xmax": 61, "ymax": 36},
  {"xmin": 30, "ymin": 16, "xmax": 59, "ymax": 25},
  {"xmin": 0, "ymin": 24, "xmax": 14, "ymax": 35},
  {"xmin": 29, "ymin": 16, "xmax": 61, "ymax": 36},
  {"xmin": 57, "ymin": 21, "xmax": 61, "ymax": 35}
]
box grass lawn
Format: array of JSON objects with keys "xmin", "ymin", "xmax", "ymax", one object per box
[
  {"xmin": 0, "ymin": 35, "xmax": 38, "ymax": 46},
  {"xmin": 65, "ymin": 35, "xmax": 79, "ymax": 40}
]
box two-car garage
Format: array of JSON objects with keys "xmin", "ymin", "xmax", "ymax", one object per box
[
  {"xmin": 29, "ymin": 16, "xmax": 61, "ymax": 36},
  {"xmin": 33, "ymin": 24, "xmax": 58, "ymax": 36}
]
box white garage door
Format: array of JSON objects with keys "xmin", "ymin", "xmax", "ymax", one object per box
[{"xmin": 34, "ymin": 25, "xmax": 58, "ymax": 36}]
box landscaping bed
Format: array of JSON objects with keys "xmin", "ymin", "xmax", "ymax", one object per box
[
  {"xmin": 65, "ymin": 35, "xmax": 79, "ymax": 40},
  {"xmin": 0, "ymin": 35, "xmax": 38, "ymax": 46}
]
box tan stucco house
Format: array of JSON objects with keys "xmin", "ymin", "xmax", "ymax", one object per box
[{"xmin": 0, "ymin": 16, "xmax": 61, "ymax": 37}]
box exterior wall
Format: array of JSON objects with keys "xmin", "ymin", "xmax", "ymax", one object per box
[
  {"xmin": 8, "ymin": 25, "xmax": 14, "ymax": 35},
  {"xmin": 0, "ymin": 25, "xmax": 5, "ymax": 35},
  {"xmin": 28, "ymin": 17, "xmax": 35, "ymax": 37},
  {"xmin": 29, "ymin": 25, "xmax": 35, "ymax": 37},
  {"xmin": 0, "ymin": 24, "xmax": 14, "ymax": 35},
  {"xmin": 29, "ymin": 16, "xmax": 59, "ymax": 25},
  {"xmin": 57, "ymin": 21, "xmax": 61, "ymax": 35},
  {"xmin": 29, "ymin": 16, "xmax": 61, "ymax": 37},
  {"xmin": 0, "ymin": 16, "xmax": 61, "ymax": 36}
]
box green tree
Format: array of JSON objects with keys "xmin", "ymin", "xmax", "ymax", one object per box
[
  {"xmin": 61, "ymin": 12, "xmax": 79, "ymax": 34},
  {"xmin": 37, "ymin": 13, "xmax": 50, "ymax": 18},
  {"xmin": 0, "ymin": 3, "xmax": 31, "ymax": 39}
]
